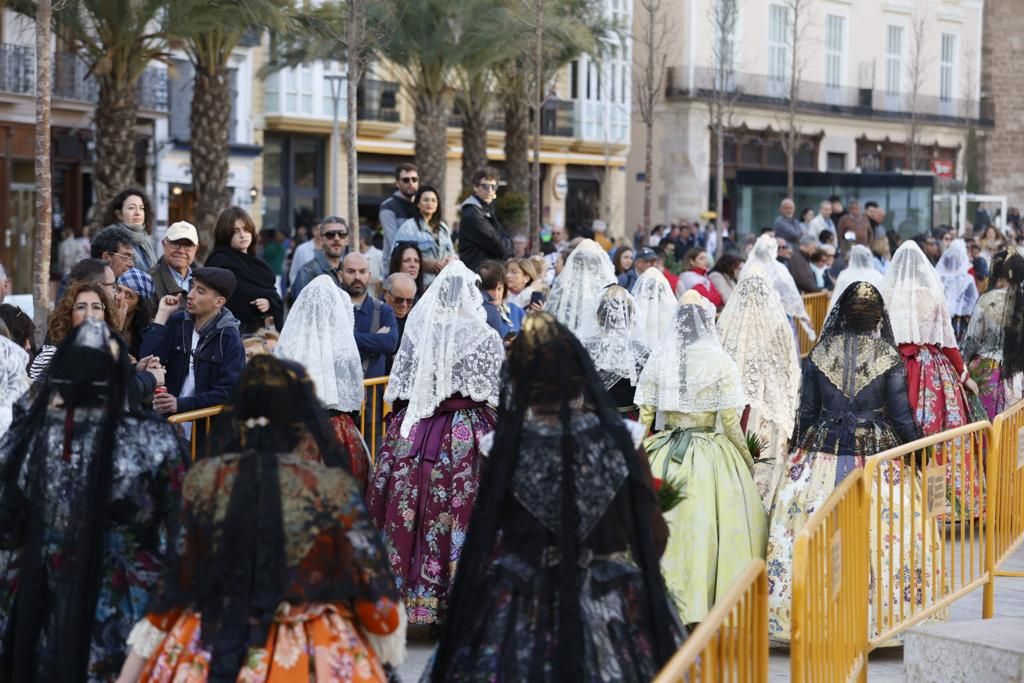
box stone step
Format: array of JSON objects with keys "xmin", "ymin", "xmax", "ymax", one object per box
[{"xmin": 904, "ymin": 618, "xmax": 1024, "ymax": 683}]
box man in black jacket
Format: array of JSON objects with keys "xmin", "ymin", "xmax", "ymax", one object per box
[{"xmin": 459, "ymin": 167, "xmax": 513, "ymax": 271}]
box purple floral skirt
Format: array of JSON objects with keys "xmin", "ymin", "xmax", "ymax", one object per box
[{"xmin": 365, "ymin": 399, "xmax": 496, "ymax": 625}]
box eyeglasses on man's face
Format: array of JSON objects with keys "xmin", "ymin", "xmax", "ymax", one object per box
[
  {"xmin": 110, "ymin": 251, "xmax": 135, "ymax": 264},
  {"xmin": 387, "ymin": 295, "xmax": 415, "ymax": 306},
  {"xmin": 166, "ymin": 241, "xmax": 197, "ymax": 252},
  {"xmin": 73, "ymin": 302, "xmax": 106, "ymax": 313},
  {"xmin": 399, "ymin": 176, "xmax": 419, "ymax": 184},
  {"xmin": 101, "ymin": 281, "xmax": 122, "ymax": 293},
  {"xmin": 477, "ymin": 182, "xmax": 498, "ymax": 191},
  {"xmin": 323, "ymin": 230, "xmax": 349, "ymax": 240}
]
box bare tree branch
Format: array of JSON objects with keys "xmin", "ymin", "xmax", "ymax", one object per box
[
  {"xmin": 905, "ymin": 3, "xmax": 929, "ymax": 174},
  {"xmin": 773, "ymin": 0, "xmax": 812, "ymax": 199},
  {"xmin": 632, "ymin": 0, "xmax": 672, "ymax": 236},
  {"xmin": 704, "ymin": 0, "xmax": 742, "ymax": 257}
]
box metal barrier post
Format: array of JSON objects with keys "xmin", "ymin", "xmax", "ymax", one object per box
[
  {"xmin": 653, "ymin": 558, "xmax": 768, "ymax": 683},
  {"xmin": 862, "ymin": 421, "xmax": 992, "ymax": 649},
  {"xmin": 359, "ymin": 377, "xmax": 391, "ymax": 462},
  {"xmin": 986, "ymin": 399, "xmax": 1024, "ymax": 616},
  {"xmin": 166, "ymin": 405, "xmax": 225, "ymax": 462},
  {"xmin": 790, "ymin": 469, "xmax": 868, "ymax": 683},
  {"xmin": 798, "ymin": 292, "xmax": 829, "ymax": 357}
]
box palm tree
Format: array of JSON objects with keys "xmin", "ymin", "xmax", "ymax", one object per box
[
  {"xmin": 266, "ymin": 0, "xmax": 376, "ymax": 233},
  {"xmin": 17, "ymin": 0, "xmax": 173, "ymax": 216},
  {"xmin": 498, "ymin": 0, "xmax": 611, "ymax": 245},
  {"xmin": 169, "ymin": 0, "xmax": 291, "ymax": 251},
  {"xmin": 372, "ymin": 0, "xmax": 464, "ymax": 201}
]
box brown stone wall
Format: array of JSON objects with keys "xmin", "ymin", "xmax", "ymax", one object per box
[{"xmin": 981, "ymin": 0, "xmax": 1024, "ymax": 207}]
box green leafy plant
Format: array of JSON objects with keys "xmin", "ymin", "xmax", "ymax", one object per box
[
  {"xmin": 655, "ymin": 475, "xmax": 685, "ymax": 514},
  {"xmin": 746, "ymin": 431, "xmax": 768, "ymax": 464}
]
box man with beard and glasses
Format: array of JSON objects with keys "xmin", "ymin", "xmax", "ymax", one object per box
[
  {"xmin": 290, "ymin": 216, "xmax": 350, "ymax": 302},
  {"xmin": 341, "ymin": 252, "xmax": 398, "ymax": 379}
]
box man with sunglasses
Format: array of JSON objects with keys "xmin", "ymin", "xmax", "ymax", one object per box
[
  {"xmin": 290, "ymin": 216, "xmax": 350, "ymax": 302},
  {"xmin": 380, "ymin": 162, "xmax": 420, "ymax": 270},
  {"xmin": 459, "ymin": 166, "xmax": 513, "ymax": 271}
]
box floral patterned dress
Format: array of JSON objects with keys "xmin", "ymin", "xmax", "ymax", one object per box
[
  {"xmin": 765, "ymin": 336, "xmax": 940, "ymax": 644},
  {"xmin": 132, "ymin": 453, "xmax": 400, "ymax": 683},
  {"xmin": 962, "ymin": 287, "xmax": 1024, "ymax": 419},
  {"xmin": 296, "ymin": 412, "xmax": 372, "ymax": 492},
  {"xmin": 899, "ymin": 343, "xmax": 986, "ymax": 519},
  {"xmin": 0, "ymin": 409, "xmax": 184, "ymax": 681},
  {"xmin": 366, "ymin": 398, "xmax": 497, "ymax": 625}
]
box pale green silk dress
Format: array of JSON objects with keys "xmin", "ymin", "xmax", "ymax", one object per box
[{"xmin": 641, "ymin": 405, "xmax": 768, "ymax": 624}]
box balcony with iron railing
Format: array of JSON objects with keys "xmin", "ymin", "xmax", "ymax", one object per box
[
  {"xmin": 447, "ymin": 97, "xmax": 578, "ymax": 138},
  {"xmin": 0, "ymin": 44, "xmax": 167, "ymax": 112},
  {"xmin": 666, "ymin": 65, "xmax": 993, "ymax": 127},
  {"xmin": 357, "ymin": 78, "xmax": 401, "ymax": 122}
]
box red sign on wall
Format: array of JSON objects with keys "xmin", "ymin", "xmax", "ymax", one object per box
[{"xmin": 931, "ymin": 160, "xmax": 954, "ymax": 179}]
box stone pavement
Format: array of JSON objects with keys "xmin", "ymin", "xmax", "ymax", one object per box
[{"xmin": 397, "ymin": 541, "xmax": 1024, "ymax": 681}]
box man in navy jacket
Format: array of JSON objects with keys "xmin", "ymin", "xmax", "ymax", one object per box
[
  {"xmin": 340, "ymin": 252, "xmax": 399, "ymax": 379},
  {"xmin": 141, "ymin": 266, "xmax": 245, "ymax": 416}
]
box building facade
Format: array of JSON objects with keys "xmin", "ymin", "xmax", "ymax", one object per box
[
  {"xmin": 626, "ymin": 0, "xmax": 987, "ymax": 239},
  {"xmin": 254, "ymin": 0, "xmax": 633, "ymax": 240},
  {"xmin": 0, "ymin": 10, "xmax": 168, "ymax": 293},
  {"xmin": 979, "ymin": 0, "xmax": 1024, "ymax": 209}
]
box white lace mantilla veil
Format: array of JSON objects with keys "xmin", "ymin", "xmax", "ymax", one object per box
[
  {"xmin": 828, "ymin": 244, "xmax": 885, "ymax": 314},
  {"xmin": 547, "ymin": 238, "xmax": 616, "ymax": 336},
  {"xmin": 579, "ymin": 285, "xmax": 651, "ymax": 389},
  {"xmin": 273, "ymin": 274, "xmax": 364, "ymax": 413},
  {"xmin": 631, "ymin": 266, "xmax": 677, "ymax": 346},
  {"xmin": 384, "ymin": 260, "xmax": 504, "ymax": 437},
  {"xmin": 882, "ymin": 240, "xmax": 959, "ymax": 348},
  {"xmin": 738, "ymin": 233, "xmax": 814, "ymax": 339},
  {"xmin": 935, "ymin": 238, "xmax": 980, "ymax": 317},
  {"xmin": 0, "ymin": 334, "xmax": 29, "ymax": 436},
  {"xmin": 634, "ymin": 291, "xmax": 745, "ymax": 417},
  {"xmin": 717, "ymin": 268, "xmax": 800, "ymax": 433}
]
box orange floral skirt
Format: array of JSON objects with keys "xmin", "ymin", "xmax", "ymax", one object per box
[{"xmin": 141, "ymin": 603, "xmax": 388, "ymax": 683}]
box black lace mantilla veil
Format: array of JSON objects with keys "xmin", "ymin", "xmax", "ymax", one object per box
[
  {"xmin": 148, "ymin": 356, "xmax": 395, "ymax": 682},
  {"xmin": 1003, "ymin": 254, "xmax": 1024, "ymax": 377},
  {"xmin": 0, "ymin": 319, "xmax": 138, "ymax": 682},
  {"xmin": 428, "ymin": 312, "xmax": 680, "ymax": 682}
]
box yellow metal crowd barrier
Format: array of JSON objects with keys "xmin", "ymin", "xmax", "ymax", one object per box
[
  {"xmin": 653, "ymin": 559, "xmax": 768, "ymax": 683},
  {"xmin": 168, "ymin": 377, "xmax": 392, "ymax": 462},
  {"xmin": 166, "ymin": 404, "xmax": 225, "ymax": 461},
  {"xmin": 862, "ymin": 421, "xmax": 993, "ymax": 649},
  {"xmin": 360, "ymin": 376, "xmax": 392, "ymax": 462},
  {"xmin": 790, "ymin": 469, "xmax": 868, "ymax": 683},
  {"xmin": 797, "ymin": 292, "xmax": 829, "ymax": 357},
  {"xmin": 986, "ymin": 399, "xmax": 1024, "ymax": 615}
]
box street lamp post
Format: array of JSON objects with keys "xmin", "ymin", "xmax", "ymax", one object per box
[{"xmin": 325, "ymin": 73, "xmax": 344, "ymax": 217}]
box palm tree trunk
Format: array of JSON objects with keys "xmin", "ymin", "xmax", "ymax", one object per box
[
  {"xmin": 460, "ymin": 99, "xmax": 488, "ymax": 193},
  {"xmin": 413, "ymin": 90, "xmax": 448, "ymax": 205},
  {"xmin": 503, "ymin": 86, "xmax": 529, "ymax": 201},
  {"xmin": 346, "ymin": 70, "xmax": 359, "ymax": 233},
  {"xmin": 93, "ymin": 80, "xmax": 141, "ymax": 224},
  {"xmin": 33, "ymin": 0, "xmax": 52, "ymax": 343},
  {"xmin": 191, "ymin": 55, "xmax": 232, "ymax": 260}
]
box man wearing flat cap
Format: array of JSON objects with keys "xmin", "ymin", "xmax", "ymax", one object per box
[{"xmin": 141, "ymin": 266, "xmax": 245, "ymax": 418}]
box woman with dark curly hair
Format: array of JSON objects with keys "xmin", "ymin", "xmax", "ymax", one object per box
[
  {"xmin": 101, "ymin": 189, "xmax": 157, "ymax": 272},
  {"xmin": 29, "ymin": 282, "xmax": 115, "ymax": 380}
]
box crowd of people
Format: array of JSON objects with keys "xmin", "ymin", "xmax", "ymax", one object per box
[{"xmin": 1, "ymin": 164, "xmax": 1024, "ymax": 682}]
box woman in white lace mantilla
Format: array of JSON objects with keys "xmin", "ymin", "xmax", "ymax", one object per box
[
  {"xmin": 546, "ymin": 238, "xmax": 616, "ymax": 337},
  {"xmin": 631, "ymin": 266, "xmax": 676, "ymax": 347},
  {"xmin": 828, "ymin": 244, "xmax": 885, "ymax": 315},
  {"xmin": 579, "ymin": 284, "xmax": 651, "ymax": 418},
  {"xmin": 717, "ymin": 268, "xmax": 801, "ymax": 513},
  {"xmin": 739, "ymin": 233, "xmax": 815, "ymax": 343},
  {"xmin": 635, "ymin": 290, "xmax": 767, "ymax": 625},
  {"xmin": 274, "ymin": 274, "xmax": 372, "ymax": 489},
  {"xmin": 365, "ymin": 261, "xmax": 504, "ymax": 626},
  {"xmin": 935, "ymin": 238, "xmax": 980, "ymax": 344}
]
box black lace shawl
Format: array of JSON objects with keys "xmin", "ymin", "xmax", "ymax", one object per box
[{"xmin": 428, "ymin": 313, "xmax": 679, "ymax": 682}]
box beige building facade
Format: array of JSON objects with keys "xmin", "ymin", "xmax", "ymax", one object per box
[
  {"xmin": 256, "ymin": 0, "xmax": 634, "ymax": 241},
  {"xmin": 627, "ymin": 0, "xmax": 987, "ymax": 238}
]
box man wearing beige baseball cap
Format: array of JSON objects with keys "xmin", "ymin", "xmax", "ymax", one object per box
[{"xmin": 150, "ymin": 221, "xmax": 200, "ymax": 308}]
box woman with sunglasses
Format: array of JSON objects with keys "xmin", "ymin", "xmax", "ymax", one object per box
[{"xmin": 394, "ymin": 185, "xmax": 456, "ymax": 288}]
